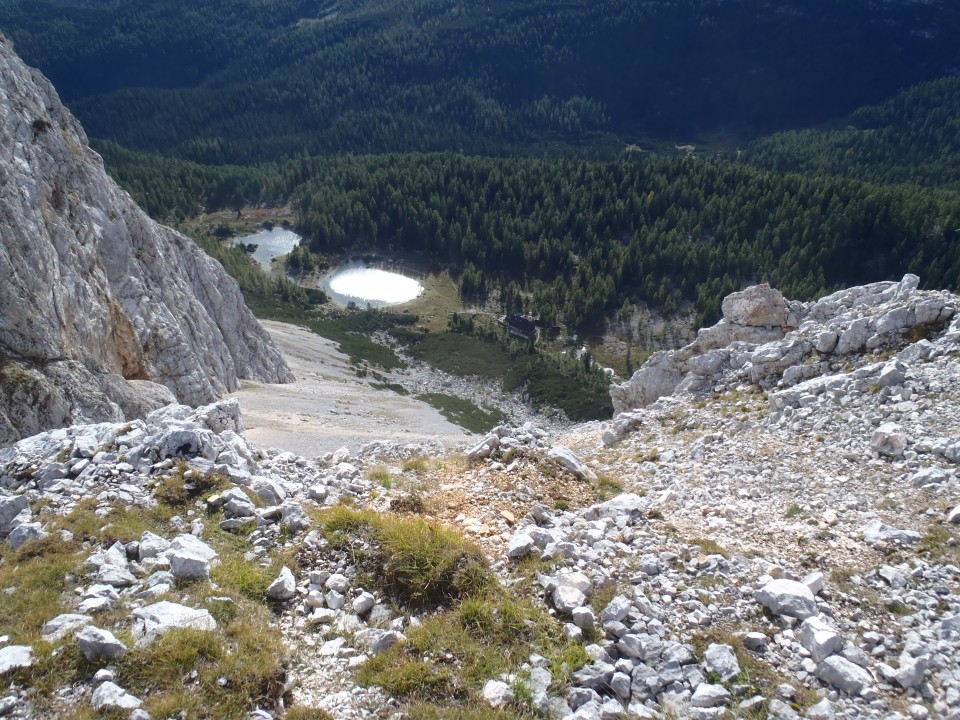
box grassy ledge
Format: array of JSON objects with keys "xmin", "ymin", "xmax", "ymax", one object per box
[{"xmin": 307, "ymin": 508, "xmax": 589, "ymax": 717}]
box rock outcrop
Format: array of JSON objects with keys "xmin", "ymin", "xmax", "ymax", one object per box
[
  {"xmin": 611, "ymin": 275, "xmax": 956, "ymax": 415},
  {"xmin": 0, "ymin": 37, "xmax": 291, "ymax": 445}
]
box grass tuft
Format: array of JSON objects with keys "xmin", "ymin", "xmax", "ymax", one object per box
[
  {"xmin": 365, "ymin": 464, "xmax": 393, "ymax": 487},
  {"xmin": 317, "ymin": 507, "xmax": 491, "ymax": 608},
  {"xmin": 285, "ymin": 709, "xmax": 336, "ymax": 720},
  {"xmin": 402, "ymin": 456, "xmax": 430, "ymax": 474},
  {"xmin": 155, "ymin": 463, "xmax": 229, "ymax": 509},
  {"xmin": 689, "ymin": 537, "xmax": 729, "ymax": 558},
  {"xmin": 591, "ymin": 473, "xmax": 623, "ymax": 500},
  {"xmin": 358, "ymin": 592, "xmax": 587, "ymax": 708}
]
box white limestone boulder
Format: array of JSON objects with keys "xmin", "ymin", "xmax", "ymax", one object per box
[{"xmin": 755, "ymin": 579, "xmax": 817, "ymax": 619}]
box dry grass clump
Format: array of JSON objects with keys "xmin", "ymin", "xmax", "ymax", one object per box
[
  {"xmin": 591, "ymin": 473, "xmax": 624, "ymax": 500},
  {"xmin": 284, "ymin": 709, "xmax": 335, "ymax": 720},
  {"xmin": 154, "ymin": 461, "xmax": 229, "ymax": 509},
  {"xmin": 365, "ymin": 464, "xmax": 393, "ymax": 487},
  {"xmin": 402, "ymin": 455, "xmax": 430, "ymax": 474},
  {"xmin": 688, "ymin": 537, "xmax": 729, "ymax": 558},
  {"xmin": 317, "ymin": 506, "xmax": 491, "ymax": 609},
  {"xmin": 109, "ymin": 612, "xmax": 287, "ymax": 718},
  {"xmin": 312, "ymin": 507, "xmax": 586, "ymax": 717},
  {"xmin": 359, "ymin": 591, "xmax": 588, "ymax": 712}
]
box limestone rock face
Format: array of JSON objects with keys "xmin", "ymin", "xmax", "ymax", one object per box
[
  {"xmin": 611, "ymin": 274, "xmax": 956, "ymax": 415},
  {"xmin": 0, "ymin": 38, "xmax": 291, "ymax": 445},
  {"xmin": 721, "ymin": 284, "xmax": 792, "ymax": 327}
]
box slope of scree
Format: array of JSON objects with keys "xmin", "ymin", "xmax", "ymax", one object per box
[
  {"xmin": 0, "ymin": 36, "xmax": 292, "ymax": 446},
  {"xmin": 0, "ymin": 277, "xmax": 957, "ymax": 719}
]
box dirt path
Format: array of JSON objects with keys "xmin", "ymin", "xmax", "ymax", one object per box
[{"xmin": 229, "ymin": 320, "xmax": 475, "ymax": 457}]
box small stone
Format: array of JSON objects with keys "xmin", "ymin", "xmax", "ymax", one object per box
[
  {"xmin": 691, "ymin": 683, "xmax": 731, "ymax": 708},
  {"xmin": 768, "ymin": 698, "xmax": 800, "ymax": 719},
  {"xmin": 169, "ymin": 551, "xmax": 210, "ymax": 581},
  {"xmin": 280, "ymin": 501, "xmax": 311, "ymax": 533},
  {"xmin": 546, "ymin": 445, "xmax": 596, "ymax": 481},
  {"xmin": 309, "ymin": 608, "xmax": 336, "ymax": 624},
  {"xmin": 572, "ymin": 606, "xmax": 596, "ymax": 631},
  {"xmin": 91, "ymin": 681, "xmax": 141, "ymax": 711},
  {"xmin": 806, "ymin": 698, "xmax": 835, "ymax": 720},
  {"xmin": 138, "ymin": 531, "xmax": 170, "ymax": 560},
  {"xmin": 325, "ymin": 573, "xmax": 349, "ymax": 593},
  {"xmin": 96, "ymin": 564, "xmax": 137, "ymax": 587},
  {"xmin": 742, "ymin": 632, "xmax": 769, "ymax": 651},
  {"xmin": 7, "ymin": 522, "xmax": 45, "ymax": 551},
  {"xmin": 755, "ymin": 579, "xmax": 817, "ymax": 619},
  {"xmin": 166, "ymin": 534, "xmax": 217, "ymax": 562},
  {"xmin": 862, "ymin": 519, "xmax": 921, "ymax": 546},
  {"xmin": 610, "ymin": 671, "xmax": 631, "ymax": 699},
  {"xmin": 799, "ymin": 616, "xmax": 842, "ymax": 663},
  {"xmin": 0, "ymin": 495, "xmax": 29, "ymax": 535},
  {"xmin": 41, "ymin": 614, "xmax": 93, "ymax": 643},
  {"xmin": 600, "ymin": 595, "xmax": 632, "ymax": 623},
  {"xmin": 131, "ymin": 601, "xmax": 216, "ymax": 646},
  {"xmin": 326, "ymin": 590, "xmax": 346, "ymax": 610},
  {"xmin": 554, "ymin": 571, "xmax": 592, "ymax": 594},
  {"xmin": 552, "ymin": 585, "xmax": 587, "ymax": 614},
  {"xmin": 871, "ymin": 423, "xmax": 907, "ymax": 458},
  {"xmin": 739, "ymin": 696, "xmax": 767, "ymax": 713},
  {"xmin": 507, "ymin": 533, "xmax": 535, "ymax": 559},
  {"xmin": 353, "ymin": 591, "xmax": 376, "ymax": 615},
  {"xmin": 815, "ymin": 656, "xmax": 872, "ymax": 695},
  {"xmin": 482, "ymin": 679, "xmax": 514, "ymax": 708},
  {"xmin": 802, "ymin": 571, "xmax": 824, "ymax": 596},
  {"xmin": 0, "ymin": 645, "xmax": 32, "ymax": 674},
  {"xmin": 370, "ymin": 631, "xmax": 404, "ymax": 655},
  {"xmin": 77, "ymin": 626, "xmax": 127, "ymax": 661},
  {"xmin": 895, "ymin": 654, "xmax": 928, "ymax": 689},
  {"xmin": 703, "ymin": 643, "xmax": 740, "ymax": 682},
  {"xmin": 266, "ymin": 566, "xmax": 297, "ymax": 601}
]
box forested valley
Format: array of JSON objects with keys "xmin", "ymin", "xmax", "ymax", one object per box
[
  {"xmin": 2, "ymin": 0, "xmax": 956, "ymax": 161},
  {"xmin": 98, "ymin": 145, "xmax": 960, "ymax": 331},
  {"xmin": 2, "ymin": 0, "xmax": 960, "ymax": 419}
]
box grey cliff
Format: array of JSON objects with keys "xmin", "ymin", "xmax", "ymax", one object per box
[{"xmin": 0, "ymin": 37, "xmax": 292, "ymax": 445}]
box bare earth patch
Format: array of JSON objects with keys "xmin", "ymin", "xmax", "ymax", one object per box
[{"xmin": 229, "ymin": 321, "xmax": 474, "ymax": 457}]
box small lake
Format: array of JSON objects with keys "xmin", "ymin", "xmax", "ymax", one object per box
[
  {"xmin": 320, "ymin": 259, "xmax": 424, "ymax": 308},
  {"xmin": 234, "ymin": 227, "xmax": 301, "ymax": 270}
]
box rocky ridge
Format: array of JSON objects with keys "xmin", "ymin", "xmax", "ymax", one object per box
[
  {"xmin": 610, "ymin": 274, "xmax": 954, "ymax": 415},
  {"xmin": 0, "ymin": 276, "xmax": 958, "ymax": 720},
  {"xmin": 0, "ymin": 37, "xmax": 291, "ymax": 445}
]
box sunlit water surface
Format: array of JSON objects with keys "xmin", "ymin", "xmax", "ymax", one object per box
[
  {"xmin": 234, "ymin": 227, "xmax": 301, "ymax": 270},
  {"xmin": 321, "ymin": 260, "xmax": 424, "ymax": 308}
]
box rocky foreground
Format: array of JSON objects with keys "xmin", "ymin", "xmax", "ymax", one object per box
[{"xmin": 1, "ymin": 275, "xmax": 959, "ymax": 720}]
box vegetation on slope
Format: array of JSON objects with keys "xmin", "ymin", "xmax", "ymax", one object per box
[
  {"xmin": 2, "ymin": 0, "xmax": 956, "ymax": 161},
  {"xmin": 108, "ymin": 148, "xmax": 960, "ymax": 331},
  {"xmin": 312, "ymin": 507, "xmax": 589, "ymax": 717},
  {"xmin": 0, "ymin": 494, "xmax": 296, "ymax": 718},
  {"xmin": 744, "ymin": 77, "xmax": 960, "ymax": 189}
]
